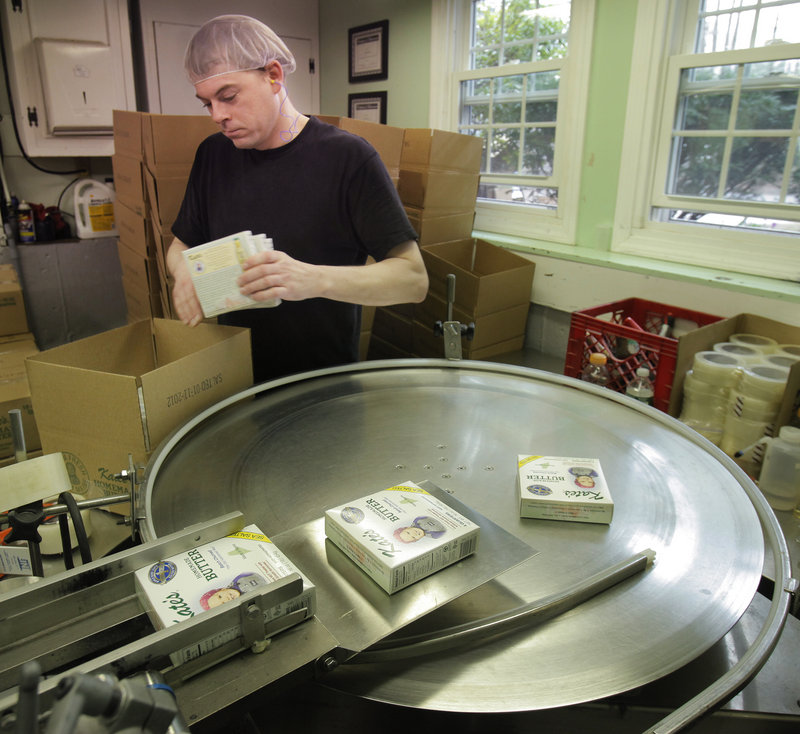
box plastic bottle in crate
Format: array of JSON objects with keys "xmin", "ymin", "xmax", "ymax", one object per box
[
  {"xmin": 626, "ymin": 367, "xmax": 654, "ymax": 405},
  {"xmin": 581, "ymin": 353, "xmax": 610, "ymax": 386}
]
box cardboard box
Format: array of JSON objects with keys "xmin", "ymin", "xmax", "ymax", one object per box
[
  {"xmin": 0, "ymin": 334, "xmax": 40, "ymax": 458},
  {"xmin": 26, "ymin": 319, "xmax": 253, "ymax": 502},
  {"xmin": 122, "ymin": 273, "xmax": 162, "ymax": 323},
  {"xmin": 144, "ymin": 167, "xmax": 189, "ymax": 231},
  {"xmin": 324, "ymin": 480, "xmax": 480, "ymax": 594},
  {"xmin": 117, "ymin": 240, "xmax": 160, "ymax": 298},
  {"xmin": 405, "ymin": 206, "xmax": 474, "ymax": 246},
  {"xmin": 372, "ymin": 307, "xmax": 414, "ymax": 354},
  {"xmin": 669, "ymin": 314, "xmax": 800, "ymax": 421},
  {"xmin": 367, "ymin": 334, "xmax": 410, "ymax": 361},
  {"xmin": 315, "ymin": 115, "xmax": 404, "ymax": 180},
  {"xmin": 134, "ymin": 524, "xmax": 316, "ymax": 665},
  {"xmin": 517, "ymin": 455, "xmax": 614, "ymax": 524},
  {"xmin": 401, "ymin": 128, "xmax": 483, "ymax": 174},
  {"xmin": 421, "ymin": 239, "xmax": 535, "ymax": 318},
  {"xmin": 0, "ymin": 265, "xmax": 28, "ymax": 336},
  {"xmin": 398, "ymin": 169, "xmax": 480, "ymax": 211},
  {"xmin": 113, "ymin": 109, "xmax": 144, "ymax": 159},
  {"xmin": 412, "ymin": 319, "xmax": 524, "ymax": 361},
  {"xmin": 114, "ymin": 199, "xmax": 150, "ymax": 258},
  {"xmin": 111, "ymin": 154, "xmax": 146, "ymax": 216},
  {"xmin": 142, "ymin": 113, "xmax": 218, "ymax": 176},
  {"xmin": 414, "ymin": 293, "xmax": 529, "ymax": 351}
]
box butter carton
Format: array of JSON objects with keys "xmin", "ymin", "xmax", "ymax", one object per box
[
  {"xmin": 134, "ymin": 525, "xmax": 315, "ymax": 664},
  {"xmin": 324, "ymin": 480, "xmax": 480, "ymax": 594},
  {"xmin": 518, "ymin": 455, "xmax": 614, "ymax": 524}
]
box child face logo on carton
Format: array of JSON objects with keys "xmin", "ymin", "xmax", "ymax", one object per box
[{"xmin": 393, "ymin": 515, "xmax": 446, "ymax": 543}]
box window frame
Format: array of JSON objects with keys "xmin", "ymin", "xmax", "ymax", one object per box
[
  {"xmin": 429, "ymin": 0, "xmax": 595, "ymax": 245},
  {"xmin": 613, "ymin": 0, "xmax": 800, "ymax": 282}
]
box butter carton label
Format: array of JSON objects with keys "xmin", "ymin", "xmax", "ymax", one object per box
[
  {"xmin": 518, "ymin": 455, "xmax": 614, "ymax": 524},
  {"xmin": 325, "ymin": 481, "xmax": 480, "ymax": 594}
]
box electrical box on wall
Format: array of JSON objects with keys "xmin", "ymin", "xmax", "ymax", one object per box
[{"xmin": 0, "ymin": 0, "xmax": 136, "ymax": 156}]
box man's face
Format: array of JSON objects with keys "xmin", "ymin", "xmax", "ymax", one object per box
[{"xmin": 194, "ymin": 69, "xmax": 279, "ymax": 150}]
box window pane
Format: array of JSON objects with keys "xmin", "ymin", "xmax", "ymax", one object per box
[
  {"xmin": 754, "ymin": 5, "xmax": 800, "ymax": 45},
  {"xmin": 470, "ymin": 0, "xmax": 570, "ymax": 69},
  {"xmin": 523, "ymin": 126, "xmax": 555, "ymax": 175},
  {"xmin": 678, "ymin": 92, "xmax": 732, "ymax": 130},
  {"xmin": 698, "ymin": 9, "xmax": 756, "ymax": 52},
  {"xmin": 736, "ymin": 89, "xmax": 797, "ymax": 130},
  {"xmin": 490, "ymin": 127, "xmax": 521, "ymax": 173},
  {"xmin": 725, "ymin": 136, "xmax": 789, "ymax": 201},
  {"xmin": 478, "ymin": 182, "xmax": 558, "ymax": 207},
  {"xmin": 669, "ymin": 137, "xmax": 725, "ymax": 196},
  {"xmin": 790, "ymin": 140, "xmax": 800, "ymax": 204},
  {"xmin": 660, "ymin": 207, "xmax": 800, "ymax": 234},
  {"xmin": 526, "ymin": 100, "xmax": 558, "ymax": 122}
]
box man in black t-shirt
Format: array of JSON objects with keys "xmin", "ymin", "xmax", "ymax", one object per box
[{"xmin": 167, "ymin": 15, "xmax": 428, "ymax": 382}]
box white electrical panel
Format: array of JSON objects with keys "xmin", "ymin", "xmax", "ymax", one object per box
[{"xmin": 0, "ymin": 0, "xmax": 136, "ymax": 156}]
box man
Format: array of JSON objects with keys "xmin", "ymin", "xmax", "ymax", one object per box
[{"xmin": 167, "ymin": 15, "xmax": 428, "ymax": 383}]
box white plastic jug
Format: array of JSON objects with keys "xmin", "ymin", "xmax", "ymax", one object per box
[
  {"xmin": 74, "ymin": 179, "xmax": 118, "ymax": 239},
  {"xmin": 756, "ymin": 426, "xmax": 800, "ymax": 511}
]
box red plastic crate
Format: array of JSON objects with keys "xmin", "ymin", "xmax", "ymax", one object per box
[{"xmin": 564, "ymin": 298, "xmax": 722, "ymax": 412}]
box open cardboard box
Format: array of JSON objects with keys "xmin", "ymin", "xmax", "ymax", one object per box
[
  {"xmin": 26, "ymin": 319, "xmax": 252, "ymax": 505},
  {"xmin": 421, "ymin": 239, "xmax": 535, "ymax": 317},
  {"xmin": 668, "ymin": 313, "xmax": 800, "ymax": 422}
]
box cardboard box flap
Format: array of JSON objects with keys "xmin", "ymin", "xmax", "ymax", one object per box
[
  {"xmin": 141, "ymin": 325, "xmax": 251, "ymax": 447},
  {"xmin": 143, "ymin": 113, "xmax": 218, "ymax": 173},
  {"xmin": 26, "ymin": 362, "xmax": 147, "ymax": 450},
  {"xmin": 28, "ymin": 320, "xmax": 156, "ymax": 377}
]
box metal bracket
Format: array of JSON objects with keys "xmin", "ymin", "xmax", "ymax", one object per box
[{"xmin": 433, "ymin": 274, "xmax": 475, "ymax": 360}]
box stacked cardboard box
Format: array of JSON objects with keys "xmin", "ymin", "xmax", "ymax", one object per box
[
  {"xmin": 112, "ymin": 111, "xmax": 218, "ymax": 321},
  {"xmin": 0, "ymin": 264, "xmax": 40, "ymax": 462},
  {"xmin": 371, "ymin": 128, "xmax": 491, "ymax": 360},
  {"xmin": 399, "ymin": 128, "xmax": 483, "ymax": 247}
]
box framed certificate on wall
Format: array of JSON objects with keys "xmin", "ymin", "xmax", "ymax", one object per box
[{"xmin": 348, "ymin": 20, "xmax": 389, "ymax": 83}]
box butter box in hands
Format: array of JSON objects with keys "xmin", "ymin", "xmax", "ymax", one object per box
[
  {"xmin": 134, "ymin": 524, "xmax": 315, "ymax": 665},
  {"xmin": 324, "ymin": 480, "xmax": 480, "ymax": 594},
  {"xmin": 518, "ymin": 455, "xmax": 614, "ymax": 524}
]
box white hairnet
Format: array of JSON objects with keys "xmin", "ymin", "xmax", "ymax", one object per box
[{"xmin": 185, "ymin": 14, "xmax": 296, "ymax": 85}]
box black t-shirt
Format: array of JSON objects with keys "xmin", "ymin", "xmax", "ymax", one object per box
[{"xmin": 172, "ymin": 116, "xmax": 417, "ymax": 383}]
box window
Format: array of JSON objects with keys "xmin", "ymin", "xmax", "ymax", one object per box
[
  {"xmin": 430, "ymin": 0, "xmax": 595, "ymax": 243},
  {"xmin": 615, "ymin": 0, "xmax": 800, "ymax": 281}
]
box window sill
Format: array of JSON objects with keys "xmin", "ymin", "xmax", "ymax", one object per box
[{"xmin": 473, "ymin": 230, "xmax": 800, "ymax": 304}]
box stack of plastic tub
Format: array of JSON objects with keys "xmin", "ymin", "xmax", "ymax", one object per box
[{"xmin": 680, "ymin": 334, "xmax": 799, "ymax": 475}]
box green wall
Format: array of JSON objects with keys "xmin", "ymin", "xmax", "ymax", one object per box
[
  {"xmin": 318, "ymin": 0, "xmax": 432, "ymax": 127},
  {"xmin": 575, "ymin": 0, "xmax": 636, "ymax": 251}
]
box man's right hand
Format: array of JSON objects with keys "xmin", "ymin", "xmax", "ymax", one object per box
[{"xmin": 166, "ymin": 238, "xmax": 204, "ymax": 327}]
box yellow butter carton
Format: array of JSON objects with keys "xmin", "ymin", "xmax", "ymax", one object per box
[
  {"xmin": 518, "ymin": 455, "xmax": 614, "ymax": 524},
  {"xmin": 134, "ymin": 524, "xmax": 315, "ymax": 664},
  {"xmin": 325, "ymin": 480, "xmax": 480, "ymax": 594}
]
